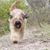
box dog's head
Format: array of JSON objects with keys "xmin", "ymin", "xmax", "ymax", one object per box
[
  {"xmin": 8, "ymin": 8, "xmax": 28, "ymax": 29},
  {"xmin": 8, "ymin": 1, "xmax": 28, "ymax": 29}
]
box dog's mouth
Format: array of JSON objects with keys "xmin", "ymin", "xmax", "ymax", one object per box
[{"xmin": 14, "ymin": 21, "xmax": 21, "ymax": 29}]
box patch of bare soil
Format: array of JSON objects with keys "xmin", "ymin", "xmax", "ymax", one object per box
[{"xmin": 0, "ymin": 28, "xmax": 50, "ymax": 50}]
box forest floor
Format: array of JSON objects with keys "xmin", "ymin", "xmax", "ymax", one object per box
[{"xmin": 0, "ymin": 27, "xmax": 50, "ymax": 50}]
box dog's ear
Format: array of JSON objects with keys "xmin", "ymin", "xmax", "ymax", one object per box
[
  {"xmin": 9, "ymin": 3, "xmax": 16, "ymax": 11},
  {"xmin": 22, "ymin": 14, "xmax": 28, "ymax": 19},
  {"xmin": 9, "ymin": 0, "xmax": 21, "ymax": 11},
  {"xmin": 22, "ymin": 13, "xmax": 29, "ymax": 19},
  {"xmin": 7, "ymin": 12, "xmax": 13, "ymax": 19}
]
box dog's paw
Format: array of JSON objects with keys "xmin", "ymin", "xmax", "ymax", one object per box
[{"xmin": 13, "ymin": 41, "xmax": 18, "ymax": 44}]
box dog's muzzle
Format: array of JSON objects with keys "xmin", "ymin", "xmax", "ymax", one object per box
[{"xmin": 14, "ymin": 21, "xmax": 21, "ymax": 29}]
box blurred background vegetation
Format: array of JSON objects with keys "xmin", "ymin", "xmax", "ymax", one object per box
[{"xmin": 0, "ymin": 0, "xmax": 50, "ymax": 37}]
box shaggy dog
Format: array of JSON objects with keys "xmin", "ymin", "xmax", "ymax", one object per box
[{"xmin": 8, "ymin": 0, "xmax": 28, "ymax": 43}]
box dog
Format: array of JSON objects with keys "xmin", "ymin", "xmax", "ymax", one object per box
[{"xmin": 8, "ymin": 0, "xmax": 28, "ymax": 43}]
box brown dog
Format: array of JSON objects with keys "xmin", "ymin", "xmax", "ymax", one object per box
[{"xmin": 8, "ymin": 0, "xmax": 27, "ymax": 43}]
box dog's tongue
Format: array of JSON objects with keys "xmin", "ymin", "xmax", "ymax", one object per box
[
  {"xmin": 16, "ymin": 24, "xmax": 21, "ymax": 29},
  {"xmin": 17, "ymin": 25, "xmax": 20, "ymax": 28}
]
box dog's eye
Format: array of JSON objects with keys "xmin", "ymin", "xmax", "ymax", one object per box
[
  {"xmin": 8, "ymin": 14, "xmax": 13, "ymax": 19},
  {"xmin": 10, "ymin": 15, "xmax": 13, "ymax": 18}
]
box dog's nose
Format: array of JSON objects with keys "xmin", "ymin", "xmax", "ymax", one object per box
[{"xmin": 15, "ymin": 21, "xmax": 21, "ymax": 29}]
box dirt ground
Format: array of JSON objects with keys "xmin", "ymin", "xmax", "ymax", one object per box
[{"xmin": 0, "ymin": 28, "xmax": 50, "ymax": 50}]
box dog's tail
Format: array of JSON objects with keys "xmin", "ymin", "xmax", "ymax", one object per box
[{"xmin": 9, "ymin": 0, "xmax": 21, "ymax": 11}]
